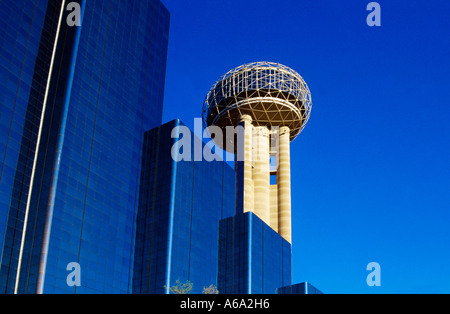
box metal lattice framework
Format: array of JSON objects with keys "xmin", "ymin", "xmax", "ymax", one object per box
[{"xmin": 202, "ymin": 61, "xmax": 312, "ymax": 142}]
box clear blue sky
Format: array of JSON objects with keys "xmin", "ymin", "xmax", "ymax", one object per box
[{"xmin": 160, "ymin": 0, "xmax": 450, "ymax": 294}]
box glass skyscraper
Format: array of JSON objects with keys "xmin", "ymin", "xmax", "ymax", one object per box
[
  {"xmin": 133, "ymin": 119, "xmax": 236, "ymax": 294},
  {"xmin": 218, "ymin": 212, "xmax": 292, "ymax": 294},
  {"xmin": 0, "ymin": 0, "xmax": 170, "ymax": 294}
]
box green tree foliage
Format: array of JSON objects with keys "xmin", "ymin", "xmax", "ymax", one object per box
[
  {"xmin": 165, "ymin": 280, "xmax": 193, "ymax": 294},
  {"xmin": 202, "ymin": 284, "xmax": 219, "ymax": 294}
]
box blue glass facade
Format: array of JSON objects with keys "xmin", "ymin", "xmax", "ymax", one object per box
[
  {"xmin": 1, "ymin": 0, "xmax": 321, "ymax": 296},
  {"xmin": 133, "ymin": 119, "xmax": 235, "ymax": 294},
  {"xmin": 0, "ymin": 0, "xmax": 170, "ymax": 294},
  {"xmin": 218, "ymin": 212, "xmax": 292, "ymax": 294},
  {"xmin": 0, "ymin": 0, "xmax": 59, "ymax": 294},
  {"xmin": 277, "ymin": 282, "xmax": 324, "ymax": 294}
]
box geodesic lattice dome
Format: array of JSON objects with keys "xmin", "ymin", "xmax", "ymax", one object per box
[{"xmin": 202, "ymin": 61, "xmax": 312, "ymax": 142}]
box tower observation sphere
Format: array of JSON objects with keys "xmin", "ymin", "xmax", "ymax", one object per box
[
  {"xmin": 202, "ymin": 61, "xmax": 312, "ymax": 243},
  {"xmin": 202, "ymin": 61, "xmax": 312, "ymax": 150}
]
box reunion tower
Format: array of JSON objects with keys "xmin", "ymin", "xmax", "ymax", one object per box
[{"xmin": 202, "ymin": 62, "xmax": 312, "ymax": 243}]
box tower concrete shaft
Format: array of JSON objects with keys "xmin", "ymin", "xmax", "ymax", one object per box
[
  {"xmin": 252, "ymin": 125, "xmax": 271, "ymax": 225},
  {"xmin": 239, "ymin": 115, "xmax": 254, "ymax": 214},
  {"xmin": 236, "ymin": 115, "xmax": 292, "ymax": 243},
  {"xmin": 277, "ymin": 126, "xmax": 292, "ymax": 243}
]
